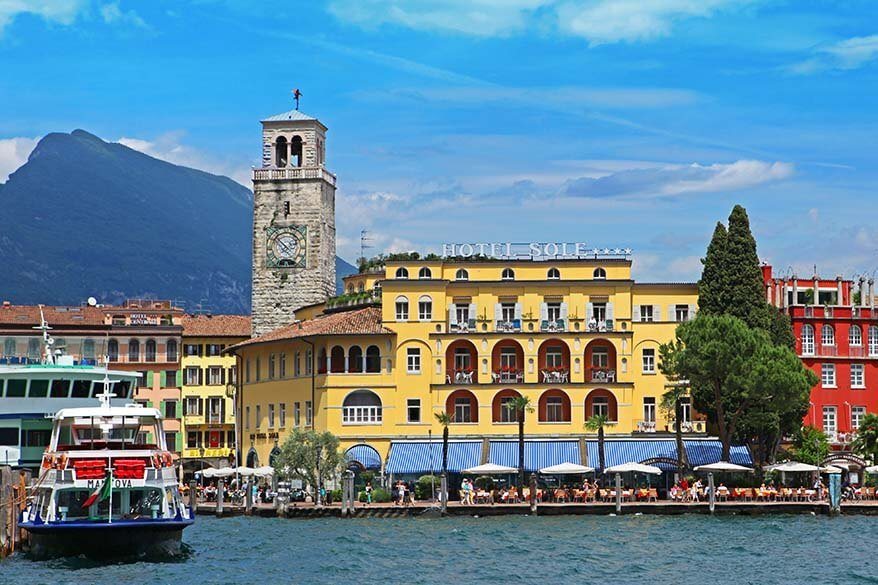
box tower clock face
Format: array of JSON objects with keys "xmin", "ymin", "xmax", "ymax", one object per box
[{"xmin": 266, "ymin": 225, "xmax": 307, "ymax": 268}]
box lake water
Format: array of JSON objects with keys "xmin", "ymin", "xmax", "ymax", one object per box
[{"xmin": 4, "ymin": 514, "xmax": 878, "ymax": 584}]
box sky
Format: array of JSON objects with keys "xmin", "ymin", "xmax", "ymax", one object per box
[{"xmin": 1, "ymin": 0, "xmax": 877, "ymax": 281}]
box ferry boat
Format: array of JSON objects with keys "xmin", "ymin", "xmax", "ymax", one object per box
[{"xmin": 9, "ymin": 311, "xmax": 193, "ymax": 558}]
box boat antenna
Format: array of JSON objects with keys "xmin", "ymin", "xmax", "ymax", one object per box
[
  {"xmin": 96, "ymin": 371, "xmax": 117, "ymax": 409},
  {"xmin": 33, "ymin": 304, "xmax": 55, "ymax": 365}
]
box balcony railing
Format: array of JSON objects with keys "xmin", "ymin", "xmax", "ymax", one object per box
[
  {"xmin": 449, "ymin": 320, "xmax": 477, "ymax": 334},
  {"xmin": 495, "ymin": 320, "xmax": 522, "ymax": 333},
  {"xmin": 109, "ymin": 354, "xmax": 178, "ymax": 364},
  {"xmin": 635, "ymin": 420, "xmax": 657, "ymax": 433},
  {"xmin": 446, "ymin": 369, "xmax": 476, "ymax": 385},
  {"xmin": 539, "ymin": 368, "xmax": 569, "ymax": 384},
  {"xmin": 851, "ymin": 346, "xmax": 866, "ymax": 357},
  {"xmin": 540, "ymin": 319, "xmax": 566, "ymax": 333},
  {"xmin": 817, "ymin": 344, "xmax": 838, "ymax": 357},
  {"xmin": 588, "ymin": 368, "xmax": 617, "ymax": 383},
  {"xmin": 670, "ymin": 421, "xmax": 706, "ymax": 433},
  {"xmin": 491, "ymin": 369, "xmax": 524, "ymax": 384},
  {"xmin": 587, "ymin": 319, "xmax": 615, "ymax": 332},
  {"xmin": 252, "ymin": 166, "xmax": 337, "ymax": 187}
]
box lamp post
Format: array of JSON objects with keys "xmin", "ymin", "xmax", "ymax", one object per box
[{"xmin": 199, "ymin": 446, "xmax": 205, "ymax": 491}]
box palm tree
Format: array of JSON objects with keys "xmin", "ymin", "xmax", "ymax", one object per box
[
  {"xmin": 435, "ymin": 411, "xmax": 454, "ymax": 476},
  {"xmin": 661, "ymin": 382, "xmax": 690, "ymax": 478},
  {"xmin": 853, "ymin": 413, "xmax": 878, "ymax": 464},
  {"xmin": 585, "ymin": 414, "xmax": 609, "ymax": 474},
  {"xmin": 505, "ymin": 395, "xmax": 534, "ymax": 489}
]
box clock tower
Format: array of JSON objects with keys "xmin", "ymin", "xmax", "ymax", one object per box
[{"xmin": 251, "ymin": 108, "xmax": 337, "ymax": 336}]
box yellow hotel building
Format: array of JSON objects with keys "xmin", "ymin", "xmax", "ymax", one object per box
[{"xmin": 229, "ymin": 253, "xmax": 706, "ymax": 475}]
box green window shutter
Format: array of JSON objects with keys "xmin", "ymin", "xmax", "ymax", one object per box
[
  {"xmin": 176, "ymin": 400, "xmax": 183, "ymax": 419},
  {"xmin": 161, "ymin": 371, "xmax": 168, "ymax": 387},
  {"xmin": 147, "ymin": 371, "xmax": 154, "ymax": 386},
  {"xmin": 146, "ymin": 400, "xmax": 154, "ymax": 408},
  {"xmin": 176, "ymin": 370, "xmax": 183, "ymax": 386}
]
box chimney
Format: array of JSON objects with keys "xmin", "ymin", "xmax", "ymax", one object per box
[
  {"xmin": 870, "ymin": 279, "xmax": 875, "ymax": 309},
  {"xmin": 860, "ymin": 277, "xmax": 867, "ymax": 308},
  {"xmin": 836, "ymin": 276, "xmax": 843, "ymax": 307}
]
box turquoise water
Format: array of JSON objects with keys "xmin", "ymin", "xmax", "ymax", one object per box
[{"xmin": 4, "ymin": 514, "xmax": 878, "ymax": 584}]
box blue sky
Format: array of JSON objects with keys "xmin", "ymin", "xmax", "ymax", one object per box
[{"xmin": 1, "ymin": 1, "xmax": 877, "ymax": 281}]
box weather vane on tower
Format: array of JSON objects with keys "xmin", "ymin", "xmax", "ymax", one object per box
[{"xmin": 292, "ymin": 88, "xmax": 302, "ymax": 110}]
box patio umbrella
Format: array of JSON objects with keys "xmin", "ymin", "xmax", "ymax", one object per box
[
  {"xmin": 539, "ymin": 462, "xmax": 595, "ymax": 474},
  {"xmin": 210, "ymin": 467, "xmax": 236, "ymax": 478},
  {"xmin": 820, "ymin": 465, "xmax": 844, "ymax": 474},
  {"xmin": 462, "ymin": 463, "xmax": 518, "ymax": 474},
  {"xmin": 254, "ymin": 465, "xmax": 275, "ymax": 477},
  {"xmin": 865, "ymin": 465, "xmax": 878, "ymax": 474},
  {"xmin": 767, "ymin": 461, "xmax": 820, "ymax": 473},
  {"xmin": 605, "ymin": 462, "xmax": 662, "ymax": 475},
  {"xmin": 693, "ymin": 461, "xmax": 754, "ymax": 473},
  {"xmin": 236, "ymin": 466, "xmax": 257, "ymax": 476}
]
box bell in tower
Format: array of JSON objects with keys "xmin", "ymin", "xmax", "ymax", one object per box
[{"xmin": 251, "ymin": 103, "xmax": 337, "ymax": 336}]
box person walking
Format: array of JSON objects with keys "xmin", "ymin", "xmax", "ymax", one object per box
[{"xmin": 365, "ymin": 481, "xmax": 373, "ymax": 506}]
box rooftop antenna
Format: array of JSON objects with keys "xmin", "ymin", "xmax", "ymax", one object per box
[
  {"xmin": 360, "ymin": 229, "xmax": 374, "ymax": 265},
  {"xmin": 292, "ymin": 88, "xmax": 302, "ymax": 111}
]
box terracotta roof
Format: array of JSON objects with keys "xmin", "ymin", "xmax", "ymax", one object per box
[
  {"xmin": 227, "ymin": 307, "xmax": 390, "ymax": 351},
  {"xmin": 182, "ymin": 314, "xmax": 252, "ymax": 338},
  {"xmin": 0, "ymin": 304, "xmax": 107, "ymax": 327}
]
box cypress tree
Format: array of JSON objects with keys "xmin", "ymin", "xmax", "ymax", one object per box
[
  {"xmin": 724, "ymin": 205, "xmax": 771, "ymax": 331},
  {"xmin": 698, "ymin": 222, "xmax": 728, "ymax": 315}
]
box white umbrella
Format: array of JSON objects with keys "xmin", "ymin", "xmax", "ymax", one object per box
[
  {"xmin": 236, "ymin": 466, "xmax": 256, "ymax": 476},
  {"xmin": 539, "ymin": 462, "xmax": 595, "ymax": 474},
  {"xmin": 865, "ymin": 465, "xmax": 878, "ymax": 474},
  {"xmin": 820, "ymin": 465, "xmax": 844, "ymax": 474},
  {"xmin": 254, "ymin": 465, "xmax": 275, "ymax": 477},
  {"xmin": 462, "ymin": 463, "xmax": 519, "ymax": 474},
  {"xmin": 767, "ymin": 461, "xmax": 820, "ymax": 473},
  {"xmin": 694, "ymin": 461, "xmax": 754, "ymax": 473},
  {"xmin": 605, "ymin": 462, "xmax": 662, "ymax": 475},
  {"xmin": 209, "ymin": 466, "xmax": 236, "ymax": 478}
]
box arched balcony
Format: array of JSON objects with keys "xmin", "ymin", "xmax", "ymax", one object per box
[
  {"xmin": 491, "ymin": 340, "xmax": 524, "ymax": 384},
  {"xmin": 538, "ymin": 389, "xmax": 571, "ymax": 423},
  {"xmin": 585, "ymin": 339, "xmax": 617, "ymax": 383},
  {"xmin": 446, "ymin": 339, "xmax": 479, "ymax": 384},
  {"xmin": 329, "ymin": 346, "xmax": 345, "ymax": 373},
  {"xmin": 446, "ymin": 389, "xmax": 478, "ymax": 423},
  {"xmin": 492, "ymin": 389, "xmax": 521, "ymax": 423},
  {"xmin": 538, "ymin": 339, "xmax": 570, "ymax": 384},
  {"xmin": 342, "ymin": 389, "xmax": 383, "ymax": 424},
  {"xmin": 585, "ymin": 388, "xmax": 618, "ymax": 422}
]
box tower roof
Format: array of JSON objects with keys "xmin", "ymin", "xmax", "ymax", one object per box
[{"xmin": 261, "ymin": 109, "xmax": 317, "ymax": 123}]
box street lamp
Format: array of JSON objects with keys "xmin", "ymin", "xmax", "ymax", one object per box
[{"xmin": 199, "ymin": 446, "xmax": 206, "ymax": 491}]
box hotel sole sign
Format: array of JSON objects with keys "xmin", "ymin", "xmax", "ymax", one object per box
[
  {"xmin": 74, "ymin": 478, "xmax": 147, "ymax": 489},
  {"xmin": 442, "ymin": 242, "xmax": 631, "ymax": 260}
]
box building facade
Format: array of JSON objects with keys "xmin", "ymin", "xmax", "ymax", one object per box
[
  {"xmin": 230, "ymin": 256, "xmax": 703, "ymax": 473},
  {"xmin": 251, "ymin": 109, "xmax": 337, "ymax": 336},
  {"xmin": 180, "ymin": 314, "xmax": 250, "ymax": 475},
  {"xmin": 764, "ymin": 265, "xmax": 878, "ymax": 449}
]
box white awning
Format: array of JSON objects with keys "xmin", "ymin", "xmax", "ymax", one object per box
[
  {"xmin": 254, "ymin": 466, "xmax": 275, "ymax": 477},
  {"xmin": 865, "ymin": 465, "xmax": 878, "ymax": 474},
  {"xmin": 203, "ymin": 467, "xmax": 236, "ymax": 478},
  {"xmin": 539, "ymin": 462, "xmax": 595, "ymax": 474},
  {"xmin": 236, "ymin": 466, "xmax": 257, "ymax": 476},
  {"xmin": 605, "ymin": 462, "xmax": 662, "ymax": 475},
  {"xmin": 767, "ymin": 461, "xmax": 820, "ymax": 473},
  {"xmin": 462, "ymin": 463, "xmax": 518, "ymax": 474},
  {"xmin": 694, "ymin": 461, "xmax": 754, "ymax": 473}
]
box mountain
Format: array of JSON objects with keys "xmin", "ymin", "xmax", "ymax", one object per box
[{"xmin": 0, "ymin": 130, "xmax": 357, "ymax": 313}]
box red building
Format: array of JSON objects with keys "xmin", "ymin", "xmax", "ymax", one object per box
[{"xmin": 763, "ymin": 265, "xmax": 877, "ymax": 449}]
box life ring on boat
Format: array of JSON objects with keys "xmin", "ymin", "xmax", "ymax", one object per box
[{"xmin": 42, "ymin": 453, "xmax": 52, "ymax": 469}]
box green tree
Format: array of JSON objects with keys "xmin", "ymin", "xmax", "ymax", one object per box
[
  {"xmin": 766, "ymin": 305, "xmax": 796, "ymax": 349},
  {"xmin": 791, "ymin": 426, "xmax": 830, "ymax": 465},
  {"xmin": 435, "ymin": 411, "xmax": 453, "ymax": 477},
  {"xmin": 658, "ymin": 339, "xmax": 690, "ymax": 476},
  {"xmin": 724, "ymin": 205, "xmax": 772, "ymax": 332},
  {"xmin": 585, "ymin": 414, "xmax": 610, "ymax": 473},
  {"xmin": 275, "ymin": 428, "xmax": 343, "ymax": 506},
  {"xmin": 853, "ymin": 413, "xmax": 878, "ymax": 464},
  {"xmin": 698, "ymin": 222, "xmax": 729, "ymax": 315},
  {"xmin": 505, "ymin": 395, "xmax": 534, "ymax": 489}
]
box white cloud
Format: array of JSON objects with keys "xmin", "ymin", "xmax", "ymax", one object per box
[
  {"xmin": 789, "ymin": 35, "xmax": 878, "ymax": 74},
  {"xmin": 328, "ymin": 0, "xmax": 758, "ymax": 44},
  {"xmin": 0, "ymin": 0, "xmax": 86, "ymax": 32},
  {"xmin": 0, "ymin": 136, "xmax": 39, "ymax": 182},
  {"xmin": 99, "ymin": 1, "xmax": 147, "ymax": 29},
  {"xmin": 118, "ymin": 133, "xmax": 250, "ymax": 186}
]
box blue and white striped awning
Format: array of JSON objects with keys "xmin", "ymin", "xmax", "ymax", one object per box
[
  {"xmin": 489, "ymin": 440, "xmax": 581, "ymax": 472},
  {"xmin": 385, "ymin": 441, "xmax": 481, "ymax": 474},
  {"xmin": 586, "ymin": 439, "xmax": 752, "ymax": 470},
  {"xmin": 345, "ymin": 444, "xmax": 383, "ymax": 470}
]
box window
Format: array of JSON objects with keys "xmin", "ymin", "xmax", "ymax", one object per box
[
  {"xmin": 294, "ymin": 402, "xmax": 301, "ymax": 427},
  {"xmin": 305, "ymin": 401, "xmax": 313, "ymax": 426},
  {"xmin": 166, "ymin": 339, "xmax": 178, "ymax": 362},
  {"xmin": 545, "ymin": 346, "xmax": 564, "ymax": 369},
  {"xmin": 500, "ymin": 346, "xmax": 518, "ymax": 370},
  {"xmin": 82, "ymin": 339, "xmax": 95, "ymax": 359},
  {"xmin": 407, "ymin": 398, "xmax": 421, "ymax": 423},
  {"xmin": 418, "ymin": 296, "xmax": 433, "ymax": 320},
  {"xmin": 145, "ymin": 339, "xmax": 157, "ymax": 362},
  {"xmin": 642, "ymin": 349, "xmax": 655, "ymax": 374},
  {"xmin": 821, "ymin": 325, "xmax": 835, "ymax": 347},
  {"xmin": 279, "ymin": 403, "xmax": 286, "ymax": 427},
  {"xmin": 547, "ymin": 302, "xmax": 562, "ymax": 322},
  {"xmin": 395, "ymin": 296, "xmax": 409, "ymax": 321},
  {"xmin": 187, "ymin": 431, "xmax": 199, "ymax": 449},
  {"xmin": 639, "ymin": 305, "xmax": 654, "ymax": 322},
  {"xmin": 395, "ymin": 267, "xmax": 409, "ymax": 279},
  {"xmin": 164, "ymin": 432, "xmax": 177, "ymax": 452},
  {"xmin": 455, "ymin": 269, "xmax": 469, "ymax": 281},
  {"xmin": 2, "ymin": 338, "xmax": 15, "ymax": 357},
  {"xmin": 256, "ymin": 357, "xmax": 261, "ymax": 381},
  {"xmin": 674, "ymin": 304, "xmax": 690, "ymax": 322},
  {"xmin": 349, "ymin": 346, "xmax": 363, "ymax": 373},
  {"xmin": 184, "ymin": 344, "xmax": 201, "ymax": 357},
  {"xmin": 454, "ymin": 397, "xmax": 473, "ymax": 422},
  {"xmin": 269, "ymin": 353, "xmax": 276, "ymax": 379},
  {"xmin": 128, "ymin": 339, "xmax": 140, "ymax": 362},
  {"xmin": 593, "ymin": 267, "xmax": 607, "ymax": 279},
  {"xmin": 208, "ymin": 366, "xmax": 223, "ymax": 385},
  {"xmin": 592, "ymin": 396, "xmax": 609, "ymax": 418},
  {"xmin": 500, "ymin": 303, "xmax": 516, "ymax": 322},
  {"xmin": 185, "ymin": 397, "xmax": 200, "ymax": 416},
  {"xmin": 821, "ymin": 363, "xmax": 836, "ymax": 387},
  {"xmin": 501, "ymin": 268, "xmax": 515, "ymax": 281},
  {"xmin": 643, "ymin": 397, "xmax": 656, "ymax": 423},
  {"xmin": 365, "ymin": 345, "xmax": 381, "ymax": 373},
  {"xmin": 280, "ymin": 353, "xmax": 287, "ymax": 378},
  {"xmin": 850, "ymin": 325, "xmax": 863, "ymax": 347},
  {"xmin": 500, "ymin": 396, "xmax": 516, "ymax": 423},
  {"xmin": 185, "ymin": 366, "xmax": 200, "ymax": 386},
  {"xmin": 294, "ymin": 351, "xmax": 301, "ymax": 377},
  {"xmin": 591, "ymin": 346, "xmax": 609, "ymax": 369},
  {"xmin": 547, "ymin": 267, "xmax": 560, "ymax": 280},
  {"xmin": 545, "ymin": 397, "xmax": 564, "ymax": 422},
  {"xmin": 418, "ymin": 267, "xmax": 432, "ymax": 279},
  {"xmin": 852, "ymin": 406, "xmax": 867, "ymax": 430},
  {"xmin": 801, "ymin": 325, "xmax": 815, "ymax": 356},
  {"xmin": 306, "ymin": 349, "xmax": 313, "ymax": 375},
  {"xmin": 229, "ymin": 366, "xmax": 237, "ymax": 385},
  {"xmin": 268, "ymin": 404, "xmax": 275, "ymax": 428},
  {"xmin": 851, "ymin": 364, "xmax": 865, "ymax": 388},
  {"xmin": 164, "ymin": 370, "xmax": 177, "ymax": 388},
  {"xmin": 407, "ymin": 347, "xmax": 421, "ymax": 373},
  {"xmin": 245, "ymin": 406, "xmax": 250, "ymax": 430},
  {"xmin": 823, "ymin": 406, "xmax": 837, "ymax": 433},
  {"xmin": 591, "ymin": 303, "xmax": 607, "ymax": 322},
  {"xmin": 869, "ymin": 326, "xmax": 878, "ymax": 357},
  {"xmin": 164, "ymin": 400, "xmax": 177, "ymax": 419},
  {"xmin": 205, "ymin": 344, "xmax": 222, "ymax": 357},
  {"xmin": 454, "ymin": 347, "xmax": 472, "ymax": 372},
  {"xmin": 138, "ymin": 370, "xmax": 150, "ymax": 388},
  {"xmin": 342, "ymin": 390, "xmax": 383, "ymax": 424},
  {"xmin": 255, "ymin": 404, "xmax": 261, "ymax": 429},
  {"xmin": 107, "ymin": 339, "xmax": 119, "ymax": 362}
]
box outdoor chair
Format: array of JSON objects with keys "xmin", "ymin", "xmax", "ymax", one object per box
[{"xmin": 648, "ymin": 488, "xmax": 659, "ymax": 502}]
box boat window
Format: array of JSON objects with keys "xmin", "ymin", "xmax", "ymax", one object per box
[
  {"xmin": 6, "ymin": 379, "xmax": 26, "ymax": 397},
  {"xmin": 29, "ymin": 379, "xmax": 50, "ymax": 398},
  {"xmin": 50, "ymin": 379, "xmax": 70, "ymax": 398},
  {"xmin": 116, "ymin": 380, "xmax": 132, "ymax": 398},
  {"xmin": 91, "ymin": 381, "xmax": 107, "ymax": 397},
  {"xmin": 71, "ymin": 379, "xmax": 92, "ymax": 398},
  {"xmin": 0, "ymin": 428, "xmax": 17, "ymax": 446}
]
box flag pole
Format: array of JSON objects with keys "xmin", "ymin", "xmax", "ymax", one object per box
[{"xmin": 108, "ymin": 460, "xmax": 113, "ymax": 524}]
